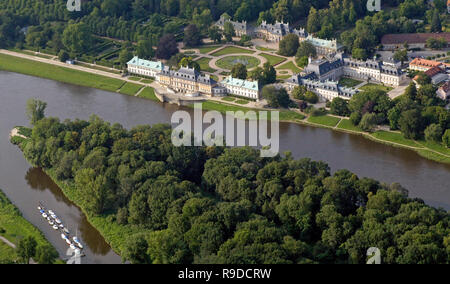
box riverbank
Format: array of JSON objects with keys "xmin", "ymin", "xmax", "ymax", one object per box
[
  {"xmin": 0, "ymin": 188, "xmax": 59, "ymax": 264},
  {"xmin": 1, "ymin": 50, "xmax": 449, "ymax": 164}
]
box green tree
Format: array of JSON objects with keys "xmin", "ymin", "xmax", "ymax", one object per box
[
  {"xmin": 179, "ymin": 57, "xmax": 200, "ymax": 72},
  {"xmin": 62, "ymin": 22, "xmax": 93, "ymax": 56},
  {"xmin": 231, "ymin": 63, "xmax": 248, "ymax": 80},
  {"xmin": 17, "ymin": 236, "xmax": 37, "ymax": 264},
  {"xmin": 74, "ymin": 169, "xmax": 110, "ymax": 215},
  {"xmin": 292, "ymin": 85, "xmax": 307, "ymax": 100},
  {"xmin": 307, "ymin": 7, "xmax": 320, "ymax": 33},
  {"xmin": 297, "ymin": 56, "xmax": 309, "ymax": 68},
  {"xmin": 304, "ymin": 91, "xmax": 318, "ymax": 104},
  {"xmin": 223, "ymin": 22, "xmax": 235, "ymax": 42},
  {"xmin": 352, "ymin": 48, "xmax": 368, "ymax": 60},
  {"xmin": 35, "ymin": 244, "xmax": 58, "ymax": 264},
  {"xmin": 398, "ymin": 109, "xmax": 423, "ymax": 139},
  {"xmin": 156, "ymin": 34, "xmax": 179, "ymax": 60},
  {"xmin": 119, "ymin": 48, "xmax": 133, "ymax": 68},
  {"xmin": 359, "ymin": 113, "xmax": 378, "ymax": 132},
  {"xmin": 122, "ymin": 234, "xmax": 151, "ymax": 264},
  {"xmin": 208, "ymin": 26, "xmax": 222, "ymax": 43},
  {"xmin": 430, "ymin": 9, "xmax": 442, "ymax": 33},
  {"xmin": 393, "ymin": 49, "xmax": 408, "ymax": 65},
  {"xmin": 262, "ymin": 86, "xmax": 291, "ymax": 108},
  {"xmin": 136, "ymin": 39, "xmax": 155, "ymax": 59},
  {"xmin": 183, "ymin": 24, "xmax": 202, "ymax": 48},
  {"xmin": 424, "ymin": 124, "xmax": 443, "ymax": 143},
  {"xmin": 26, "ymin": 98, "xmax": 47, "ymax": 126},
  {"xmin": 296, "ymin": 41, "xmax": 317, "ymax": 59},
  {"xmin": 330, "ymin": 97, "xmax": 350, "ymax": 116},
  {"xmin": 58, "ymin": 50, "xmax": 69, "ymax": 62},
  {"xmin": 279, "ymin": 34, "xmax": 300, "ymax": 57},
  {"xmin": 443, "ymin": 129, "xmax": 450, "ymax": 148}
]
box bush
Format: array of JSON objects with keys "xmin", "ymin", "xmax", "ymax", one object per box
[
  {"xmin": 349, "ymin": 112, "xmax": 362, "ymax": 126},
  {"xmin": 359, "ymin": 113, "xmax": 378, "ymax": 132},
  {"xmin": 424, "ymin": 124, "xmax": 443, "ymax": 143},
  {"xmin": 443, "ymin": 129, "xmax": 450, "ymax": 148}
]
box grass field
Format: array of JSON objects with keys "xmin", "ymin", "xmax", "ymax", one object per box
[
  {"xmin": 76, "ymin": 62, "xmax": 121, "ymax": 74},
  {"xmin": 339, "ymin": 77, "xmax": 363, "ymax": 88},
  {"xmin": 196, "ymin": 45, "xmax": 221, "ymax": 54},
  {"xmin": 256, "ymin": 46, "xmax": 276, "ymax": 52},
  {"xmin": 0, "ymin": 241, "xmax": 16, "ymax": 263},
  {"xmin": 307, "ymin": 115, "xmax": 341, "ymax": 127},
  {"xmin": 128, "ymin": 76, "xmax": 141, "ymax": 81},
  {"xmin": 277, "ymin": 74, "xmax": 292, "ymax": 80},
  {"xmin": 137, "ymin": 87, "xmax": 158, "ymax": 101},
  {"xmin": 118, "ymin": 82, "xmax": 143, "ymax": 96},
  {"xmin": 276, "ymin": 61, "xmax": 302, "ymax": 73},
  {"xmin": 211, "ymin": 46, "xmax": 255, "ymax": 56},
  {"xmin": 141, "ymin": 78, "xmax": 154, "ymax": 84},
  {"xmin": 359, "ymin": 83, "xmax": 393, "ymax": 93},
  {"xmin": 216, "ymin": 56, "xmax": 260, "ymax": 70},
  {"xmin": 370, "ymin": 131, "xmax": 420, "ymax": 147},
  {"xmin": 196, "ymin": 57, "xmax": 216, "ymax": 73},
  {"xmin": 260, "ymin": 53, "xmax": 286, "ymax": 66},
  {"xmin": 0, "ymin": 54, "xmax": 125, "ymax": 92},
  {"xmin": 0, "ymin": 189, "xmax": 56, "ymax": 263},
  {"xmin": 235, "ymin": 99, "xmax": 250, "ymax": 105},
  {"xmin": 415, "ymin": 140, "xmax": 450, "ymax": 156},
  {"xmin": 222, "ymin": 97, "xmax": 235, "ymax": 102},
  {"xmin": 337, "ymin": 119, "xmax": 363, "ymax": 132}
]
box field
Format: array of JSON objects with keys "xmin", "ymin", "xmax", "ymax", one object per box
[
  {"xmin": 196, "ymin": 57, "xmax": 216, "ymax": 73},
  {"xmin": 370, "ymin": 131, "xmax": 420, "ymax": 147},
  {"xmin": 222, "ymin": 97, "xmax": 235, "ymax": 102},
  {"xmin": 216, "ymin": 56, "xmax": 260, "ymax": 70},
  {"xmin": 256, "ymin": 46, "xmax": 276, "ymax": 52},
  {"xmin": 276, "ymin": 61, "xmax": 302, "ymax": 73},
  {"xmin": 337, "ymin": 119, "xmax": 363, "ymax": 132},
  {"xmin": 196, "ymin": 45, "xmax": 221, "ymax": 54},
  {"xmin": 138, "ymin": 87, "xmax": 158, "ymax": 101},
  {"xmin": 307, "ymin": 115, "xmax": 341, "ymax": 127},
  {"xmin": 339, "ymin": 77, "xmax": 363, "ymax": 88},
  {"xmin": 260, "ymin": 53, "xmax": 286, "ymax": 66},
  {"xmin": 0, "ymin": 54, "xmax": 125, "ymax": 92},
  {"xmin": 359, "ymin": 83, "xmax": 393, "ymax": 93},
  {"xmin": 118, "ymin": 82, "xmax": 143, "ymax": 96},
  {"xmin": 211, "ymin": 46, "xmax": 255, "ymax": 56}
]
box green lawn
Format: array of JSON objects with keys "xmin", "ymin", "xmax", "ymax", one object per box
[
  {"xmin": 0, "ymin": 189, "xmax": 56, "ymax": 263},
  {"xmin": 235, "ymin": 99, "xmax": 250, "ymax": 105},
  {"xmin": 197, "ymin": 45, "xmax": 221, "ymax": 54},
  {"xmin": 260, "ymin": 53, "xmax": 286, "ymax": 66},
  {"xmin": 222, "ymin": 97, "xmax": 236, "ymax": 102},
  {"xmin": 76, "ymin": 62, "xmax": 121, "ymax": 74},
  {"xmin": 216, "ymin": 56, "xmax": 260, "ymax": 70},
  {"xmin": 211, "ymin": 46, "xmax": 255, "ymax": 56},
  {"xmin": 307, "ymin": 115, "xmax": 341, "ymax": 127},
  {"xmin": 128, "ymin": 76, "xmax": 141, "ymax": 81},
  {"xmin": 370, "ymin": 131, "xmax": 420, "ymax": 147},
  {"xmin": 118, "ymin": 82, "xmax": 143, "ymax": 96},
  {"xmin": 137, "ymin": 87, "xmax": 159, "ymax": 101},
  {"xmin": 276, "ymin": 61, "xmax": 302, "ymax": 73},
  {"xmin": 337, "ymin": 119, "xmax": 363, "ymax": 132},
  {"xmin": 339, "ymin": 77, "xmax": 363, "ymax": 88},
  {"xmin": 416, "ymin": 140, "xmax": 450, "ymax": 156},
  {"xmin": 0, "ymin": 54, "xmax": 125, "ymax": 92},
  {"xmin": 277, "ymin": 74, "xmax": 292, "ymax": 80},
  {"xmin": 141, "ymin": 78, "xmax": 154, "ymax": 84},
  {"xmin": 359, "ymin": 83, "xmax": 393, "ymax": 93},
  {"xmin": 256, "ymin": 46, "xmax": 276, "ymax": 52},
  {"xmin": 196, "ymin": 57, "xmax": 216, "ymax": 73}
]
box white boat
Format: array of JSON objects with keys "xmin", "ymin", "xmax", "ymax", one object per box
[
  {"xmin": 70, "ymin": 244, "xmax": 76, "ymax": 250},
  {"xmin": 63, "ymin": 228, "xmax": 70, "ymax": 235},
  {"xmin": 39, "ymin": 209, "xmax": 45, "ymax": 214},
  {"xmin": 48, "ymin": 210, "xmax": 54, "ymax": 215},
  {"xmin": 49, "ymin": 221, "xmax": 54, "ymax": 226},
  {"xmin": 42, "ymin": 213, "xmax": 48, "ymax": 218},
  {"xmin": 55, "ymin": 218, "xmax": 62, "ymax": 224},
  {"xmin": 65, "ymin": 239, "xmax": 71, "ymax": 245},
  {"xmin": 59, "ymin": 224, "xmax": 64, "ymax": 228},
  {"xmin": 46, "ymin": 217, "xmax": 51, "ymax": 221},
  {"xmin": 37, "ymin": 206, "xmax": 42, "ymax": 210},
  {"xmin": 77, "ymin": 243, "xmax": 83, "ymax": 249},
  {"xmin": 73, "ymin": 237, "xmax": 80, "ymax": 243},
  {"xmin": 61, "ymin": 233, "xmax": 68, "ymax": 240},
  {"xmin": 52, "ymin": 225, "xmax": 59, "ymax": 230}
]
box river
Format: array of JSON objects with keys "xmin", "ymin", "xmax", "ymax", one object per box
[{"xmin": 0, "ymin": 71, "xmax": 449, "ymax": 264}]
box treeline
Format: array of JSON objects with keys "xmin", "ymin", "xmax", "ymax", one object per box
[{"xmin": 18, "ymin": 105, "xmax": 449, "ymax": 264}]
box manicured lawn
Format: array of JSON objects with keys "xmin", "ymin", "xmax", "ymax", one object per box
[
  {"xmin": 196, "ymin": 57, "xmax": 216, "ymax": 73},
  {"xmin": 128, "ymin": 76, "xmax": 141, "ymax": 81},
  {"xmin": 370, "ymin": 131, "xmax": 420, "ymax": 147},
  {"xmin": 279, "ymin": 111, "xmax": 305, "ymax": 121},
  {"xmin": 416, "ymin": 149, "xmax": 450, "ymax": 164},
  {"xmin": 141, "ymin": 79, "xmax": 154, "ymax": 84},
  {"xmin": 222, "ymin": 97, "xmax": 236, "ymax": 102},
  {"xmin": 216, "ymin": 56, "xmax": 260, "ymax": 70},
  {"xmin": 235, "ymin": 99, "xmax": 250, "ymax": 105},
  {"xmin": 339, "ymin": 77, "xmax": 363, "ymax": 88},
  {"xmin": 76, "ymin": 62, "xmax": 121, "ymax": 74},
  {"xmin": 307, "ymin": 115, "xmax": 341, "ymax": 127},
  {"xmin": 0, "ymin": 54, "xmax": 125, "ymax": 92},
  {"xmin": 256, "ymin": 46, "xmax": 276, "ymax": 52},
  {"xmin": 211, "ymin": 46, "xmax": 255, "ymax": 56},
  {"xmin": 337, "ymin": 119, "xmax": 363, "ymax": 132},
  {"xmin": 137, "ymin": 87, "xmax": 158, "ymax": 101},
  {"xmin": 276, "ymin": 61, "xmax": 302, "ymax": 73},
  {"xmin": 359, "ymin": 83, "xmax": 393, "ymax": 93},
  {"xmin": 118, "ymin": 82, "xmax": 143, "ymax": 96},
  {"xmin": 197, "ymin": 45, "xmax": 221, "ymax": 54},
  {"xmin": 416, "ymin": 140, "xmax": 450, "ymax": 156},
  {"xmin": 260, "ymin": 53, "xmax": 286, "ymax": 66},
  {"xmin": 277, "ymin": 74, "xmax": 292, "ymax": 80}
]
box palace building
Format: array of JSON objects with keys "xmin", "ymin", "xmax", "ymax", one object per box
[
  {"xmin": 219, "ymin": 76, "xmax": 260, "ymax": 100},
  {"xmin": 127, "ymin": 56, "xmax": 164, "ymax": 77},
  {"xmin": 157, "ymin": 66, "xmax": 218, "ymax": 95},
  {"xmin": 215, "ymin": 14, "xmax": 250, "ymax": 37}
]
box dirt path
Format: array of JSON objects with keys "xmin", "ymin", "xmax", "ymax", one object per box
[{"xmin": 9, "ymin": 128, "xmax": 27, "ymax": 139}]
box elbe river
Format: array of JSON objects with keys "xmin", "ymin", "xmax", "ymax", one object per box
[{"xmin": 0, "ymin": 71, "xmax": 449, "ymax": 263}]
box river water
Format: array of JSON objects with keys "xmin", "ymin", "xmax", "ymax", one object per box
[{"xmin": 0, "ymin": 71, "xmax": 449, "ymax": 263}]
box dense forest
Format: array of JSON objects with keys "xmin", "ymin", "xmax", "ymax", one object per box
[
  {"xmin": 1, "ymin": 0, "xmax": 448, "ymax": 61},
  {"xmin": 14, "ymin": 102, "xmax": 449, "ymax": 264}
]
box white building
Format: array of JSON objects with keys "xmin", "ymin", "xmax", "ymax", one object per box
[
  {"xmin": 219, "ymin": 76, "xmax": 260, "ymax": 100},
  {"xmin": 127, "ymin": 56, "xmax": 164, "ymax": 78}
]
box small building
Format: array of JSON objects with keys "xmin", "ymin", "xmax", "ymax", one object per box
[
  {"xmin": 381, "ymin": 33, "xmax": 450, "ymax": 50},
  {"xmin": 437, "ymin": 81, "xmax": 450, "ymax": 100},
  {"xmin": 219, "ymin": 76, "xmax": 260, "ymax": 100},
  {"xmin": 127, "ymin": 56, "xmax": 164, "ymax": 78},
  {"xmin": 409, "ymin": 58, "xmax": 444, "ymax": 72},
  {"xmin": 215, "ymin": 14, "xmax": 249, "ymax": 37},
  {"xmin": 304, "ymin": 35, "xmax": 342, "ymax": 56}
]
